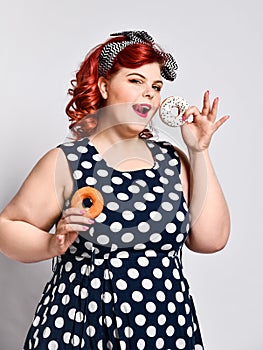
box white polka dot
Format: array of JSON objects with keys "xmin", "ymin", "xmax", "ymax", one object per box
[
  {"xmin": 161, "ymin": 202, "xmax": 173, "ymax": 211},
  {"xmin": 95, "ymin": 213, "xmax": 107, "ymax": 223},
  {"xmin": 102, "ymin": 292, "xmax": 112, "ymax": 303},
  {"xmin": 153, "ymin": 186, "xmax": 164, "ymax": 193},
  {"xmin": 166, "ymin": 325, "xmax": 175, "ymax": 336},
  {"xmin": 124, "ymin": 326, "xmax": 134, "ymax": 338},
  {"xmin": 169, "ymin": 158, "xmax": 178, "ymax": 166},
  {"xmin": 157, "ymin": 314, "xmax": 166, "ymax": 326},
  {"xmin": 121, "ymin": 232, "xmax": 134, "ymax": 243},
  {"xmin": 135, "ymin": 314, "xmax": 146, "ymax": 326},
  {"xmin": 150, "ymin": 233, "xmax": 162, "ymax": 242},
  {"xmin": 175, "ymin": 291, "xmax": 184, "ymax": 302},
  {"xmin": 116, "ymin": 251, "xmax": 129, "ymax": 258},
  {"xmin": 173, "ymin": 269, "xmax": 180, "ymax": 279},
  {"xmin": 134, "ymin": 243, "xmax": 146, "ymax": 250},
  {"xmin": 109, "ymin": 222, "xmax": 122, "ymax": 232},
  {"xmin": 116, "ymin": 279, "xmax": 127, "ymax": 290},
  {"xmin": 116, "ymin": 316, "xmax": 122, "ymax": 328},
  {"xmin": 132, "ymin": 291, "xmax": 144, "ymax": 302},
  {"xmin": 102, "ymin": 185, "xmax": 114, "ymax": 193},
  {"xmin": 185, "ymin": 303, "xmax": 191, "ymax": 314},
  {"xmin": 156, "ymin": 338, "xmax": 164, "ymax": 349},
  {"xmin": 176, "ymin": 233, "xmax": 185, "ymax": 242},
  {"xmin": 122, "ymin": 210, "xmax": 135, "ymax": 221},
  {"xmin": 137, "ymin": 257, "xmax": 149, "ymax": 267},
  {"xmin": 88, "ymin": 301, "xmax": 98, "ymax": 312},
  {"xmin": 55, "ymin": 317, "xmax": 64, "ymax": 328},
  {"xmin": 165, "ymin": 169, "xmax": 174, "ymax": 176},
  {"xmin": 93, "ymin": 154, "xmax": 102, "ymax": 161},
  {"xmin": 153, "ymin": 268, "xmax": 163, "ymax": 279},
  {"xmin": 112, "ymin": 176, "xmax": 123, "ymax": 185},
  {"xmin": 128, "ymin": 185, "xmax": 140, "ymax": 193},
  {"xmin": 134, "ymin": 202, "xmax": 146, "ymax": 211},
  {"xmin": 50, "ymin": 305, "xmax": 58, "ymax": 315},
  {"xmin": 145, "ymin": 250, "xmax": 157, "ymax": 257},
  {"xmin": 146, "ymin": 325, "xmax": 156, "ymax": 337},
  {"xmin": 136, "ymin": 180, "xmax": 147, "ymax": 187},
  {"xmin": 43, "ymin": 327, "xmax": 51, "ymax": 338},
  {"xmin": 33, "ymin": 316, "xmax": 40, "ymax": 327},
  {"xmin": 166, "ymin": 223, "xmax": 177, "ymax": 233},
  {"xmin": 48, "ymin": 340, "xmax": 59, "ymax": 350},
  {"xmin": 168, "ymin": 302, "xmax": 176, "ymax": 313},
  {"xmin": 122, "ymin": 172, "xmax": 132, "ymax": 179},
  {"xmin": 161, "ymin": 244, "xmax": 172, "ymax": 250},
  {"xmin": 137, "ymin": 339, "xmax": 145, "ymax": 349},
  {"xmin": 187, "ymin": 326, "xmax": 193, "ymax": 337},
  {"xmin": 67, "ymin": 153, "xmax": 78, "ymax": 161},
  {"xmin": 160, "ymin": 176, "xmax": 169, "ymax": 184},
  {"xmin": 107, "ymin": 202, "xmax": 119, "ymax": 211},
  {"xmin": 63, "ymin": 142, "xmax": 74, "ymax": 147},
  {"xmin": 73, "ymin": 170, "xmax": 83, "ymax": 180},
  {"xmin": 120, "ymin": 302, "xmax": 131, "ymax": 313},
  {"xmin": 91, "ymin": 278, "xmax": 101, "ymax": 289},
  {"xmin": 110, "ymin": 258, "xmax": 123, "ymax": 268},
  {"xmin": 103, "ymin": 316, "xmax": 112, "ymax": 327},
  {"xmin": 169, "ymin": 192, "xmax": 179, "ymax": 201},
  {"xmin": 86, "ymin": 177, "xmax": 97, "ymax": 185},
  {"xmin": 86, "ymin": 325, "xmax": 96, "ymax": 337},
  {"xmin": 143, "ymin": 193, "xmax": 156, "ymax": 201},
  {"xmin": 58, "ymin": 283, "xmax": 66, "ymax": 293},
  {"xmin": 65, "ymin": 261, "xmax": 72, "ymax": 272},
  {"xmin": 97, "ymin": 235, "xmax": 110, "ymax": 245},
  {"xmin": 81, "ymin": 161, "xmax": 92, "ymax": 169},
  {"xmin": 145, "ymin": 170, "xmax": 155, "ymax": 178},
  {"xmin": 150, "ymin": 211, "xmax": 162, "ymax": 221},
  {"xmin": 174, "ymin": 183, "xmax": 183, "ymax": 191},
  {"xmin": 127, "ymin": 268, "xmax": 139, "ymax": 279},
  {"xmin": 176, "ymin": 338, "xmax": 186, "ymax": 349},
  {"xmin": 156, "ymin": 291, "xmax": 166, "ymax": 302},
  {"xmin": 183, "ymin": 202, "xmax": 188, "ymax": 211},
  {"xmin": 156, "ymin": 154, "xmax": 165, "ymax": 161},
  {"xmin": 77, "ymin": 146, "xmax": 88, "ymax": 153},
  {"xmin": 71, "ymin": 335, "xmax": 80, "ymax": 346},
  {"xmin": 138, "ymin": 222, "xmax": 150, "ymax": 233},
  {"xmin": 117, "ymin": 193, "xmax": 129, "ymax": 201},
  {"xmin": 146, "ymin": 302, "xmax": 156, "ymax": 313},
  {"xmin": 176, "ymin": 211, "xmax": 185, "ymax": 221},
  {"xmin": 178, "ymin": 315, "xmax": 186, "ymax": 326},
  {"xmin": 97, "ymin": 169, "xmax": 108, "ymax": 177},
  {"xmin": 80, "ymin": 288, "xmax": 88, "ymax": 299}
]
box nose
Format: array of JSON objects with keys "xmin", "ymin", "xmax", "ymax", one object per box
[{"xmin": 143, "ymin": 85, "xmax": 154, "ymax": 99}]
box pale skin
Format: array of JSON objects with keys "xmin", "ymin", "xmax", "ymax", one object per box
[{"xmin": 0, "ymin": 62, "xmax": 230, "ymax": 263}]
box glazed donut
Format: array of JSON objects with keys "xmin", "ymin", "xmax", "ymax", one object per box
[
  {"xmin": 71, "ymin": 186, "xmax": 104, "ymax": 219},
  {"xmin": 159, "ymin": 96, "xmax": 190, "ymax": 127}
]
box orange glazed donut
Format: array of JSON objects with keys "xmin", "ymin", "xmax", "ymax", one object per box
[{"xmin": 71, "ymin": 186, "xmax": 104, "ymax": 219}]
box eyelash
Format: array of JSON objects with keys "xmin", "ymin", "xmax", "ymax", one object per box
[{"xmin": 129, "ymin": 79, "xmax": 162, "ymax": 92}]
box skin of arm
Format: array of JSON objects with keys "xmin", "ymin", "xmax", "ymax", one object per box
[
  {"xmin": 0, "ymin": 148, "xmax": 91, "ymax": 263},
  {"xmin": 178, "ymin": 147, "xmax": 231, "ymax": 253}
]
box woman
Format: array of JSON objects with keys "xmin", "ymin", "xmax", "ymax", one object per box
[{"xmin": 0, "ymin": 31, "xmax": 230, "ymax": 349}]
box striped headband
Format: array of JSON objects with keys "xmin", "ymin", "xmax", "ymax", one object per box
[{"xmin": 98, "ymin": 31, "xmax": 178, "ymax": 81}]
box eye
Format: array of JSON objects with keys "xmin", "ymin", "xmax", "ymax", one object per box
[
  {"xmin": 153, "ymin": 85, "xmax": 162, "ymax": 92},
  {"xmin": 129, "ymin": 79, "xmax": 143, "ymax": 84}
]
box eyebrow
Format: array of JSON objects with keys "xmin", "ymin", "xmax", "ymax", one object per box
[{"xmin": 127, "ymin": 73, "xmax": 163, "ymax": 85}]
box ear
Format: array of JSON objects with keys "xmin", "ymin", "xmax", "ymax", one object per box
[{"xmin": 98, "ymin": 76, "xmax": 108, "ymax": 100}]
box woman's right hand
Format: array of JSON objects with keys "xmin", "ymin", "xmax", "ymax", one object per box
[{"xmin": 49, "ymin": 208, "xmax": 94, "ymax": 257}]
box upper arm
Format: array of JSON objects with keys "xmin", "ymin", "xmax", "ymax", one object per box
[{"xmin": 0, "ymin": 148, "xmax": 73, "ymax": 231}]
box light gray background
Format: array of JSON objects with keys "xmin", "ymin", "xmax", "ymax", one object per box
[{"xmin": 0, "ymin": 0, "xmax": 262, "ymax": 349}]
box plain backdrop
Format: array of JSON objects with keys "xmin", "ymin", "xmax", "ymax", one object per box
[{"xmin": 1, "ymin": 0, "xmax": 262, "ymax": 349}]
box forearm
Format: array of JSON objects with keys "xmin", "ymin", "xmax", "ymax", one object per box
[
  {"xmin": 0, "ymin": 218, "xmax": 55, "ymax": 263},
  {"xmin": 186, "ymin": 149, "xmax": 230, "ymax": 253}
]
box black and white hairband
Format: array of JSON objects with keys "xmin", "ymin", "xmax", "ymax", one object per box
[{"xmin": 98, "ymin": 31, "xmax": 178, "ymax": 81}]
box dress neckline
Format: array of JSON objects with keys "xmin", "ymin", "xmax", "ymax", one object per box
[{"xmin": 86, "ymin": 138, "xmax": 158, "ymax": 174}]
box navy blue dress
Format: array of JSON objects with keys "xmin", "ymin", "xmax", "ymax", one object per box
[{"xmin": 23, "ymin": 138, "xmax": 204, "ymax": 350}]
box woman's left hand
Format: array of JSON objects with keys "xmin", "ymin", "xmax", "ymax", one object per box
[{"xmin": 181, "ymin": 91, "xmax": 230, "ymax": 152}]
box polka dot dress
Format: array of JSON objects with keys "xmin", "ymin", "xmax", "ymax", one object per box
[{"xmin": 23, "ymin": 138, "xmax": 204, "ymax": 350}]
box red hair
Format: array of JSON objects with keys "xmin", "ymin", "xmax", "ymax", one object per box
[{"xmin": 66, "ymin": 36, "xmax": 165, "ymax": 138}]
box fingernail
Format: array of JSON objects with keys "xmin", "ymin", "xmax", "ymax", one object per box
[
  {"xmin": 206, "ymin": 90, "xmax": 210, "ymax": 95},
  {"xmin": 80, "ymin": 210, "xmax": 86, "ymax": 214},
  {"xmin": 88, "ymin": 219, "xmax": 94, "ymax": 224},
  {"xmin": 82, "ymin": 226, "xmax": 89, "ymax": 231}
]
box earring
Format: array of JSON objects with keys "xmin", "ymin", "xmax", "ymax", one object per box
[{"xmin": 147, "ymin": 120, "xmax": 159, "ymax": 141}]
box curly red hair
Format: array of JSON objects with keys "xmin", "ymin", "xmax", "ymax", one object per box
[{"xmin": 66, "ymin": 36, "xmax": 165, "ymax": 138}]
